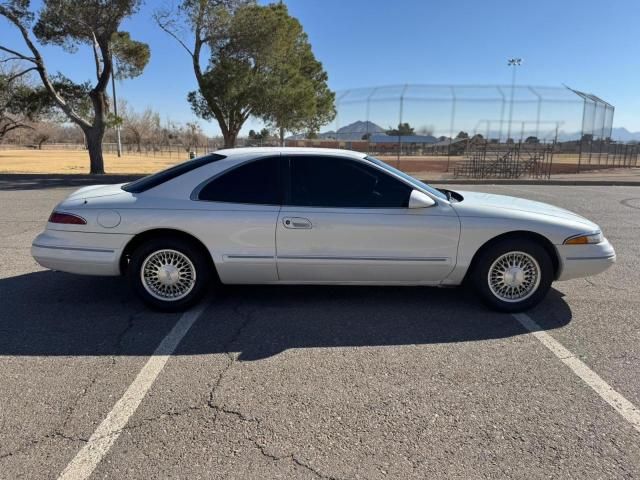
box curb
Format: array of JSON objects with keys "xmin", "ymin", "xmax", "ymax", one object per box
[
  {"xmin": 0, "ymin": 174, "xmax": 140, "ymax": 181},
  {"xmin": 0, "ymin": 173, "xmax": 140, "ymax": 190}
]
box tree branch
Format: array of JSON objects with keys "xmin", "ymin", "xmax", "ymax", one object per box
[
  {"xmin": 94, "ymin": 36, "xmax": 112, "ymax": 93},
  {"xmin": 0, "ymin": 5, "xmax": 92, "ymax": 130},
  {"xmin": 192, "ymin": 31, "xmax": 206, "ymax": 85},
  {"xmin": 0, "ymin": 119, "xmax": 34, "ymax": 139},
  {"xmin": 90, "ymin": 31, "xmax": 102, "ymax": 81},
  {"xmin": 0, "ymin": 55, "xmax": 26, "ymax": 63},
  {"xmin": 0, "ymin": 45, "xmax": 36, "ymax": 63},
  {"xmin": 154, "ymin": 13, "xmax": 194, "ymax": 57},
  {"xmin": 6, "ymin": 67, "xmax": 37, "ymax": 82}
]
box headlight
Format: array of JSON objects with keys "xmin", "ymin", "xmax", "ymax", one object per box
[{"xmin": 563, "ymin": 232, "xmax": 603, "ymax": 245}]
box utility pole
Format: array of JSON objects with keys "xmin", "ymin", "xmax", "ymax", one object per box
[{"xmin": 506, "ymin": 57, "xmax": 522, "ymax": 143}]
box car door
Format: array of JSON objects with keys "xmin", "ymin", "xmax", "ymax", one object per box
[
  {"xmin": 276, "ymin": 154, "xmax": 460, "ymax": 284},
  {"xmin": 194, "ymin": 155, "xmax": 282, "ymax": 284}
]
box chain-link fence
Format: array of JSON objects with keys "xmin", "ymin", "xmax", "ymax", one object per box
[{"xmin": 286, "ymin": 84, "xmax": 634, "ymax": 177}]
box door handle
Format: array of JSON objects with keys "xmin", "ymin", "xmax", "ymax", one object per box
[{"xmin": 282, "ymin": 217, "xmax": 312, "ymax": 229}]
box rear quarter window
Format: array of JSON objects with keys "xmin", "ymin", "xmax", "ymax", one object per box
[
  {"xmin": 122, "ymin": 154, "xmax": 226, "ymax": 193},
  {"xmin": 197, "ymin": 156, "xmax": 281, "ymax": 205}
]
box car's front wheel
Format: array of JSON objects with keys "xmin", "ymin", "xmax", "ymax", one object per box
[
  {"xmin": 471, "ymin": 238, "xmax": 553, "ymax": 312},
  {"xmin": 128, "ymin": 237, "xmax": 212, "ymax": 312}
]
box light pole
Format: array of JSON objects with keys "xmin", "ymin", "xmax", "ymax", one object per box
[{"xmin": 506, "ymin": 57, "xmax": 522, "ymax": 143}]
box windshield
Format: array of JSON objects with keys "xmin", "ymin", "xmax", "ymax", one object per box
[{"xmin": 365, "ymin": 155, "xmax": 449, "ymax": 201}]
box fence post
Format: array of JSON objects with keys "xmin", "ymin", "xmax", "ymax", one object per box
[
  {"xmin": 497, "ymin": 86, "xmax": 506, "ymax": 142},
  {"xmin": 366, "ymin": 88, "xmax": 376, "ymax": 156},
  {"xmin": 397, "ymin": 84, "xmax": 408, "ymax": 168}
]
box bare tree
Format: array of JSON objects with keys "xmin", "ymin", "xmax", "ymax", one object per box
[
  {"xmin": 22, "ymin": 121, "xmax": 84, "ymax": 145},
  {"xmin": 120, "ymin": 101, "xmax": 161, "ymax": 152},
  {"xmin": 31, "ymin": 122, "xmax": 57, "ymax": 149},
  {"xmin": 181, "ymin": 122, "xmax": 207, "ymax": 153}
]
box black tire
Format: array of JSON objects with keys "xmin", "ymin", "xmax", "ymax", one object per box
[
  {"xmin": 127, "ymin": 236, "xmax": 212, "ymax": 312},
  {"xmin": 471, "ymin": 238, "xmax": 553, "ymax": 313}
]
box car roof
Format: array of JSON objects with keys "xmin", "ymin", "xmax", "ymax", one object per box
[{"xmin": 213, "ymin": 147, "xmax": 368, "ymax": 160}]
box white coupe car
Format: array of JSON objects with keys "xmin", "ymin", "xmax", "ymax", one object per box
[{"xmin": 32, "ymin": 147, "xmax": 615, "ymax": 312}]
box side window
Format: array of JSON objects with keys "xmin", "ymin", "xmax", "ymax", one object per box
[
  {"xmin": 288, "ymin": 156, "xmax": 411, "ymax": 208},
  {"xmin": 198, "ymin": 157, "xmax": 281, "ymax": 205}
]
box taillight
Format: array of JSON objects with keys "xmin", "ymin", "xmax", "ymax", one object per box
[{"xmin": 48, "ymin": 211, "xmax": 87, "ymax": 225}]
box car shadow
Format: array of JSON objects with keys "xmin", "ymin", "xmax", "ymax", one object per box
[{"xmin": 0, "ymin": 271, "xmax": 572, "ymax": 360}]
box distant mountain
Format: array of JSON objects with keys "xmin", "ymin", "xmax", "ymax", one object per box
[
  {"xmin": 610, "ymin": 127, "xmax": 640, "ymax": 142},
  {"xmin": 287, "ymin": 120, "xmax": 386, "ymax": 141},
  {"xmin": 318, "ymin": 120, "xmax": 387, "ymax": 140},
  {"xmin": 556, "ymin": 128, "xmax": 640, "ymax": 142}
]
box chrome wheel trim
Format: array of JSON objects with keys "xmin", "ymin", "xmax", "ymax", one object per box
[
  {"xmin": 140, "ymin": 249, "xmax": 196, "ymax": 302},
  {"xmin": 487, "ymin": 251, "xmax": 541, "ymax": 303}
]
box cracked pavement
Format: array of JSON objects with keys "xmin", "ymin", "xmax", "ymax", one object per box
[{"xmin": 0, "ymin": 183, "xmax": 638, "ymax": 479}]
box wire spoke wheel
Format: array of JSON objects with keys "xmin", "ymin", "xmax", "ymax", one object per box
[
  {"xmin": 141, "ymin": 249, "xmax": 196, "ymax": 301},
  {"xmin": 487, "ymin": 251, "xmax": 541, "ymax": 303}
]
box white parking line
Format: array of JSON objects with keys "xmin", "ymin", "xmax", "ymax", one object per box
[
  {"xmin": 513, "ymin": 313, "xmax": 640, "ymax": 433},
  {"xmin": 58, "ymin": 301, "xmax": 209, "ymax": 480}
]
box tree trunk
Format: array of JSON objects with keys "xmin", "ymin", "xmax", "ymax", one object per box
[
  {"xmin": 85, "ymin": 128, "xmax": 106, "ymax": 174},
  {"xmin": 223, "ymin": 130, "xmax": 237, "ymax": 149},
  {"xmin": 85, "ymin": 83, "xmax": 108, "ymax": 174},
  {"xmin": 279, "ymin": 127, "xmax": 285, "ymax": 147}
]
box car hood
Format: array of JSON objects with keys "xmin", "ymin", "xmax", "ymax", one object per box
[{"xmin": 453, "ymin": 190, "xmax": 598, "ymax": 228}]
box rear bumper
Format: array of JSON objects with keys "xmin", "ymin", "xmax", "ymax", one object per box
[
  {"xmin": 556, "ymin": 239, "xmax": 616, "ymax": 281},
  {"xmin": 31, "ymin": 230, "xmax": 131, "ymax": 276}
]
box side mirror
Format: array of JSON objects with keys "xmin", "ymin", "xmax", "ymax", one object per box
[{"xmin": 408, "ymin": 189, "xmax": 436, "ymax": 209}]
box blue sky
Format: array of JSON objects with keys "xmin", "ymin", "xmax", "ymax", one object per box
[{"xmin": 2, "ymin": 0, "xmax": 639, "ymax": 135}]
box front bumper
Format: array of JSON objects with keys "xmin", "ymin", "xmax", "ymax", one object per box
[
  {"xmin": 31, "ymin": 230, "xmax": 131, "ymax": 276},
  {"xmin": 556, "ymin": 238, "xmax": 616, "ymax": 281}
]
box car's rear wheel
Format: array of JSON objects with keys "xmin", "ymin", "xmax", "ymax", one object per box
[
  {"xmin": 128, "ymin": 237, "xmax": 211, "ymax": 311},
  {"xmin": 471, "ymin": 238, "xmax": 553, "ymax": 312}
]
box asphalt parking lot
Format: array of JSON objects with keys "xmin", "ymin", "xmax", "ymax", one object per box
[{"xmin": 0, "ymin": 180, "xmax": 639, "ymax": 479}]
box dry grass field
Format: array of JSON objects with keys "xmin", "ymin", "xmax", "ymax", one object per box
[
  {"xmin": 0, "ymin": 148, "xmax": 597, "ymax": 175},
  {"xmin": 0, "ymin": 149, "xmax": 188, "ymax": 174}
]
